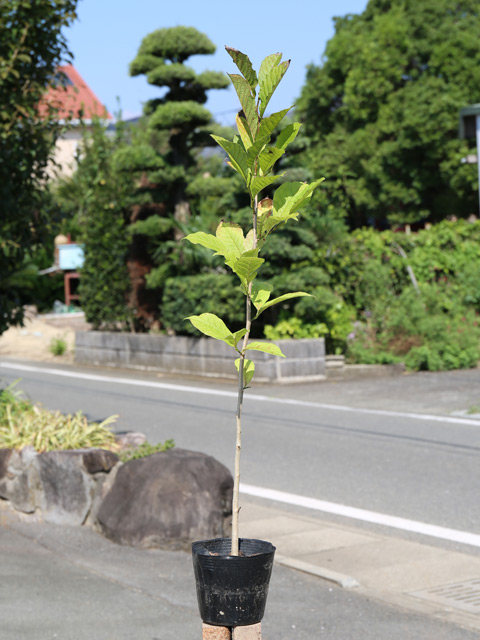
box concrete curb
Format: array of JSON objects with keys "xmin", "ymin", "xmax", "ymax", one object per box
[{"xmin": 275, "ymin": 553, "xmax": 360, "ymax": 589}]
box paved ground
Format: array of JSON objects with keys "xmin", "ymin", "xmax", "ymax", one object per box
[
  {"xmin": 241, "ymin": 499, "xmax": 480, "ymax": 634},
  {"xmin": 1, "ymin": 355, "xmax": 480, "ymax": 637},
  {"xmin": 261, "ymin": 366, "xmax": 480, "ymax": 417},
  {"xmin": 2, "ymin": 500, "xmax": 480, "ymax": 640}
]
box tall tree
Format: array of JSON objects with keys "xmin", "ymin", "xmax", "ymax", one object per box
[
  {"xmin": 129, "ymin": 26, "xmax": 230, "ymax": 238},
  {"xmin": 297, "ymin": 0, "xmax": 480, "ymax": 228},
  {"xmin": 118, "ymin": 26, "xmax": 232, "ymax": 327},
  {"xmin": 70, "ymin": 120, "xmax": 135, "ymax": 330},
  {"xmin": 0, "ymin": 0, "xmax": 78, "ymax": 334}
]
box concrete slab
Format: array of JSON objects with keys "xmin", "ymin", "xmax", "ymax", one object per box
[
  {"xmin": 269, "ymin": 528, "xmax": 377, "ymax": 557},
  {"xmin": 241, "ymin": 514, "xmax": 320, "ymax": 539},
  {"xmin": 240, "ymin": 499, "xmax": 480, "ymax": 632}
]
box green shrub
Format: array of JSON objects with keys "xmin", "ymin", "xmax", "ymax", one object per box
[
  {"xmin": 264, "ymin": 317, "xmax": 328, "ymax": 340},
  {"xmin": 319, "ymin": 220, "xmax": 480, "ymax": 313},
  {"xmin": 119, "ymin": 439, "xmax": 175, "ymax": 462},
  {"xmin": 293, "ymin": 286, "xmax": 355, "ymax": 353},
  {"xmin": 347, "ymin": 341, "xmax": 400, "ymax": 365},
  {"xmin": 347, "ymin": 285, "xmax": 480, "ymax": 371},
  {"xmin": 324, "ymin": 221, "xmax": 480, "ymax": 370},
  {"xmin": 161, "ymin": 273, "xmax": 245, "ymax": 335},
  {"xmin": 75, "ymin": 119, "xmax": 134, "ymax": 331}
]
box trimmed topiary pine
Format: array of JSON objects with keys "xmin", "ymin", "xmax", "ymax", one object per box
[{"xmin": 129, "ymin": 26, "xmax": 230, "ymax": 237}]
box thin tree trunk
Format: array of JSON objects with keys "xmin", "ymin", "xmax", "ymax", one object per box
[
  {"xmin": 173, "ymin": 196, "xmax": 190, "ymax": 241},
  {"xmin": 231, "ymin": 196, "xmax": 258, "ymax": 557}
]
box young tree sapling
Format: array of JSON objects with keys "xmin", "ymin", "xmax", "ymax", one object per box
[{"xmin": 185, "ymin": 47, "xmax": 324, "ymax": 556}]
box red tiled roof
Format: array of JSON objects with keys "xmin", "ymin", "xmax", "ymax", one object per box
[{"xmin": 39, "ymin": 64, "xmax": 111, "ymax": 120}]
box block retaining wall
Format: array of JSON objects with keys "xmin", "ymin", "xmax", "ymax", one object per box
[{"xmin": 75, "ymin": 331, "xmax": 326, "ymax": 383}]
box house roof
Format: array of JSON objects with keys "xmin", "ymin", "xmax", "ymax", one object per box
[{"xmin": 39, "ymin": 64, "xmax": 111, "ymax": 121}]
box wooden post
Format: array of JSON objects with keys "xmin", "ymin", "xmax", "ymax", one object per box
[{"xmin": 202, "ymin": 623, "xmax": 262, "ymax": 639}]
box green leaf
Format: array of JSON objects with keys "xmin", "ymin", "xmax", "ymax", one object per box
[
  {"xmin": 236, "ymin": 111, "xmax": 253, "ymax": 150},
  {"xmin": 260, "ymin": 215, "xmax": 290, "ymax": 237},
  {"xmin": 226, "ymin": 47, "xmax": 257, "ymax": 94},
  {"xmin": 257, "ymin": 107, "xmax": 292, "ymax": 139},
  {"xmin": 258, "ymin": 53, "xmax": 282, "ymax": 85},
  {"xmin": 244, "ymin": 229, "xmax": 255, "ymax": 251},
  {"xmin": 258, "ymin": 147, "xmax": 285, "ymax": 174},
  {"xmin": 257, "ymin": 197, "xmax": 273, "ymax": 215},
  {"xmin": 251, "ymin": 281, "xmax": 273, "ymax": 311},
  {"xmin": 224, "ymin": 328, "xmax": 247, "ymax": 349},
  {"xmin": 246, "ymin": 134, "xmax": 270, "ymax": 169},
  {"xmin": 258, "ymin": 60, "xmax": 290, "ymax": 116},
  {"xmin": 231, "ymin": 328, "xmax": 247, "ymax": 347},
  {"xmin": 211, "ymin": 135, "xmax": 248, "ymax": 181},
  {"xmin": 245, "ymin": 342, "xmax": 285, "ymax": 358},
  {"xmin": 216, "ymin": 222, "xmax": 244, "ymax": 258},
  {"xmin": 235, "ymin": 357, "xmax": 255, "ymax": 386},
  {"xmin": 273, "ymin": 178, "xmax": 325, "ymax": 218},
  {"xmin": 256, "ymin": 197, "xmax": 273, "ymax": 239},
  {"xmin": 276, "ymin": 122, "xmax": 302, "ymax": 151},
  {"xmin": 255, "ymin": 292, "xmax": 313, "ymax": 317},
  {"xmin": 249, "ymin": 174, "xmax": 282, "ymax": 199},
  {"xmin": 184, "ymin": 231, "xmax": 223, "ymax": 253},
  {"xmin": 186, "ymin": 313, "xmax": 235, "ymax": 344},
  {"xmin": 231, "ymin": 253, "xmax": 264, "ymax": 286},
  {"xmin": 228, "ymin": 74, "xmax": 258, "ymax": 137}
]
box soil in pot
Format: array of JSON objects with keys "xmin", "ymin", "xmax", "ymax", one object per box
[{"xmin": 192, "ymin": 537, "xmax": 276, "ymax": 627}]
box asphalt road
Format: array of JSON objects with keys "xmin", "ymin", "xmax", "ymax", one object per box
[
  {"xmin": 4, "ymin": 518, "xmax": 480, "ymax": 640},
  {"xmin": 1, "ymin": 358, "xmax": 479, "ymax": 543}
]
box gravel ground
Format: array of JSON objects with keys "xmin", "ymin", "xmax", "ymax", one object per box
[{"xmin": 0, "ymin": 314, "xmax": 83, "ymax": 363}]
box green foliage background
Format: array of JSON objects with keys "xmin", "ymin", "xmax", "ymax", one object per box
[
  {"xmin": 125, "ymin": 26, "xmax": 232, "ymax": 319},
  {"xmin": 162, "ymin": 274, "xmax": 245, "ymax": 336},
  {"xmin": 296, "ymin": 0, "xmax": 480, "ymax": 228},
  {"xmin": 11, "ymin": 9, "xmax": 477, "ymax": 374},
  {"xmin": 325, "ymin": 221, "xmax": 480, "ymax": 369},
  {"xmin": 0, "ymin": 0, "xmax": 78, "ymax": 334},
  {"xmin": 73, "ymin": 120, "xmax": 134, "ymax": 330}
]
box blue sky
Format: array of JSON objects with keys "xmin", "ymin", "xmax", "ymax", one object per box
[{"xmin": 65, "ymin": 0, "xmax": 368, "ymax": 123}]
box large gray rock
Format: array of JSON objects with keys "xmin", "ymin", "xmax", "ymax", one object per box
[
  {"xmin": 0, "ymin": 447, "xmax": 40, "ymax": 513},
  {"xmin": 82, "ymin": 449, "xmax": 119, "ymax": 474},
  {"xmin": 35, "ymin": 450, "xmax": 97, "ymax": 525},
  {"xmin": 96, "ymin": 449, "xmax": 233, "ymax": 550},
  {"xmin": 36, "ymin": 449, "xmax": 120, "ymax": 525},
  {"xmin": 0, "ymin": 448, "xmax": 119, "ymax": 524}
]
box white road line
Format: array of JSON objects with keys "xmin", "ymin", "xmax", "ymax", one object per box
[
  {"xmin": 240, "ymin": 483, "xmax": 480, "ymax": 548},
  {"xmin": 1, "ymin": 361, "xmax": 480, "ymax": 426}
]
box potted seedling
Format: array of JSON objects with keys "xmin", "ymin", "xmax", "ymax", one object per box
[{"xmin": 187, "ymin": 47, "xmax": 323, "ymax": 628}]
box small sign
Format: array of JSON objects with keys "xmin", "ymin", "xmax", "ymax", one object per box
[{"xmin": 58, "ymin": 244, "xmax": 84, "ymax": 270}]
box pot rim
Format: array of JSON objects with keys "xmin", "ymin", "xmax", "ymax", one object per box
[{"xmin": 192, "ymin": 537, "xmax": 276, "ymax": 558}]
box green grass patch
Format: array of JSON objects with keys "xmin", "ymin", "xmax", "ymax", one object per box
[
  {"xmin": 49, "ymin": 337, "xmax": 68, "ymax": 356},
  {"xmin": 119, "ymin": 439, "xmax": 175, "ymax": 462}
]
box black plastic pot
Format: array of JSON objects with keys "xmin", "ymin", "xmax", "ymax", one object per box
[{"xmin": 192, "ymin": 537, "xmax": 276, "ymax": 627}]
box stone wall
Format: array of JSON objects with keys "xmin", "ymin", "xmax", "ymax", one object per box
[
  {"xmin": 75, "ymin": 332, "xmax": 326, "ymax": 383},
  {"xmin": 0, "ymin": 447, "xmax": 233, "ymax": 550},
  {"xmin": 0, "ymin": 447, "xmax": 118, "ymax": 526}
]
